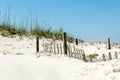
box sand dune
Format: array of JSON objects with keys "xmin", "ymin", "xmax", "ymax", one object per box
[{"xmin": 0, "ymin": 35, "xmax": 120, "ymax": 80}]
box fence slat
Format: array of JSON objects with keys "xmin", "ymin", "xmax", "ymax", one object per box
[
  {"xmin": 57, "ymin": 44, "xmax": 59, "ymax": 53},
  {"xmin": 54, "ymin": 43, "xmax": 56, "ymax": 54},
  {"xmin": 60, "ymin": 43, "xmax": 63, "ymax": 54},
  {"xmin": 115, "ymin": 52, "xmax": 118, "ymax": 59}
]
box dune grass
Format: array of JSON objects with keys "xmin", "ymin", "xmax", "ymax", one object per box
[
  {"xmin": 0, "ymin": 8, "xmax": 75, "ymax": 42},
  {"xmin": 0, "ymin": 22, "xmax": 74, "ymax": 42}
]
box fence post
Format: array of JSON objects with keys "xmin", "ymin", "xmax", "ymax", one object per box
[
  {"xmin": 109, "ymin": 52, "xmax": 112, "ymax": 60},
  {"xmin": 102, "ymin": 54, "xmax": 106, "ymax": 61},
  {"xmin": 36, "ymin": 37, "xmax": 39, "ymax": 53},
  {"xmin": 108, "ymin": 38, "xmax": 111, "ymax": 49},
  {"xmin": 63, "ymin": 32, "xmax": 67, "ymax": 55},
  {"xmin": 76, "ymin": 38, "xmax": 78, "ymax": 45}
]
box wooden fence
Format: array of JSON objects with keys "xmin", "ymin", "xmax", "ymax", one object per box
[
  {"xmin": 36, "ymin": 36, "xmax": 120, "ymax": 62},
  {"xmin": 42, "ymin": 41, "xmax": 87, "ymax": 60},
  {"xmin": 42, "ymin": 41, "xmax": 120, "ymax": 62}
]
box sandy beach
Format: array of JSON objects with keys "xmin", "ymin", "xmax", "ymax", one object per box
[{"xmin": 0, "ymin": 35, "xmax": 120, "ymax": 80}]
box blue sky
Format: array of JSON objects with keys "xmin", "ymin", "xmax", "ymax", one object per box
[{"xmin": 0, "ymin": 0, "xmax": 120, "ymax": 43}]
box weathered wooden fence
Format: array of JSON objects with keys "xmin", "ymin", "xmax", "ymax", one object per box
[
  {"xmin": 36, "ymin": 34, "xmax": 120, "ymax": 62},
  {"xmin": 43, "ymin": 41, "xmax": 85, "ymax": 59},
  {"xmin": 41, "ymin": 40, "xmax": 120, "ymax": 62}
]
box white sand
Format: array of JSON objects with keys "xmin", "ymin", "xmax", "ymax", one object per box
[
  {"xmin": 0, "ymin": 55, "xmax": 120, "ymax": 80},
  {"xmin": 0, "ymin": 35, "xmax": 120, "ymax": 80}
]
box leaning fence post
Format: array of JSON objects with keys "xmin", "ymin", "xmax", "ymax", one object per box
[
  {"xmin": 82, "ymin": 54, "xmax": 87, "ymax": 62},
  {"xmin": 36, "ymin": 37, "xmax": 39, "ymax": 53},
  {"xmin": 63, "ymin": 32, "xmax": 67, "ymax": 55},
  {"xmin": 82, "ymin": 53, "xmax": 87, "ymax": 62}
]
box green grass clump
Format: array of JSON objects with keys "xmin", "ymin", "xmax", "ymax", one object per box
[
  {"xmin": 0, "ymin": 23, "xmax": 27, "ymax": 37},
  {"xmin": 88, "ymin": 53, "xmax": 98, "ymax": 62},
  {"xmin": 67, "ymin": 35, "xmax": 74, "ymax": 43},
  {"xmin": 0, "ymin": 23, "xmax": 17, "ymax": 35},
  {"xmin": 17, "ymin": 28, "xmax": 27, "ymax": 36}
]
